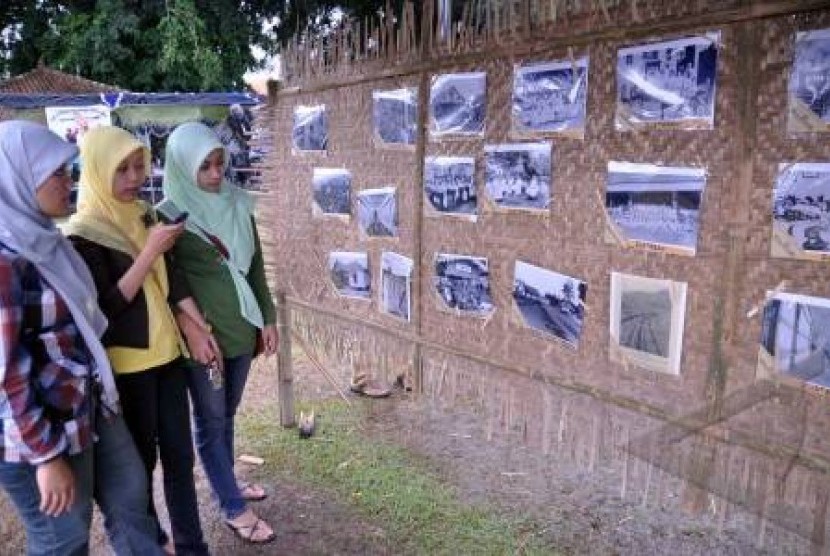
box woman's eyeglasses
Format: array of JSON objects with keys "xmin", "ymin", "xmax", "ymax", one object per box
[{"xmin": 51, "ymin": 163, "xmax": 73, "ymax": 179}]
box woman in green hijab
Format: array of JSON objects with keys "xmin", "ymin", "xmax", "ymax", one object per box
[{"xmin": 161, "ymin": 122, "xmax": 277, "ymax": 544}]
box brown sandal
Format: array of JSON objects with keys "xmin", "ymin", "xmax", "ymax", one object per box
[
  {"xmin": 239, "ymin": 481, "xmax": 267, "ymax": 501},
  {"xmin": 225, "ymin": 514, "xmax": 275, "ymax": 544},
  {"xmin": 349, "ymin": 373, "xmax": 392, "ymax": 398}
]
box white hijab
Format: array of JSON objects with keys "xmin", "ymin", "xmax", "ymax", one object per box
[{"xmin": 0, "ymin": 120, "xmax": 118, "ymax": 410}]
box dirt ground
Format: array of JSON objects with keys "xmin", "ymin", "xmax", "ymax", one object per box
[{"xmin": 0, "ymin": 353, "xmax": 816, "ymax": 555}]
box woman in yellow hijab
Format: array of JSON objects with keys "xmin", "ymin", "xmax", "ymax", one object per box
[{"xmin": 65, "ymin": 126, "xmax": 217, "ymax": 556}]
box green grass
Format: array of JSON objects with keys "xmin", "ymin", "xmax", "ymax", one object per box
[{"xmin": 237, "ymin": 400, "xmax": 553, "ymax": 555}]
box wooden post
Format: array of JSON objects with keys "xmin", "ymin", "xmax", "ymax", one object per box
[{"xmin": 276, "ymin": 292, "xmax": 295, "ymax": 427}]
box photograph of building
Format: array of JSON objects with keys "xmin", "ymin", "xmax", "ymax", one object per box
[
  {"xmin": 328, "ymin": 251, "xmax": 371, "ymax": 299},
  {"xmin": 513, "ymin": 261, "xmax": 587, "ymax": 347},
  {"xmin": 429, "ymin": 72, "xmax": 486, "ymax": 136},
  {"xmin": 293, "ymin": 104, "xmax": 328, "ymax": 151},
  {"xmin": 787, "ymin": 28, "xmax": 830, "ymax": 132},
  {"xmin": 512, "ymin": 57, "xmax": 588, "ymax": 136},
  {"xmin": 424, "ymin": 156, "xmax": 477, "ymax": 217},
  {"xmin": 484, "ymin": 142, "xmax": 552, "ymax": 211},
  {"xmin": 616, "ymin": 33, "xmax": 719, "ymax": 128},
  {"xmin": 433, "ymin": 254, "xmax": 493, "ymax": 316},
  {"xmin": 771, "ymin": 163, "xmax": 830, "ymax": 259},
  {"xmin": 373, "ymin": 88, "xmax": 418, "ymax": 146},
  {"xmin": 312, "ymin": 168, "xmax": 351, "ymax": 216},
  {"xmin": 606, "ymin": 161, "xmax": 706, "ymax": 254},
  {"xmin": 380, "ymin": 252, "xmax": 413, "ymax": 321},
  {"xmin": 357, "ymin": 187, "xmax": 397, "ymax": 237}
]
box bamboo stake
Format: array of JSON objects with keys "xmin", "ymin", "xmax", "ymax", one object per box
[
  {"xmin": 292, "ymin": 328, "xmax": 353, "ymax": 405},
  {"xmin": 276, "ymin": 292, "xmax": 295, "ymax": 427}
]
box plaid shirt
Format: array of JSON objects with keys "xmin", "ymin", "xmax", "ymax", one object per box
[{"xmin": 0, "ymin": 245, "xmax": 94, "ymax": 464}]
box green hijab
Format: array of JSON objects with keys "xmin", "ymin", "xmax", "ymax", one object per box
[{"xmin": 162, "ymin": 121, "xmax": 263, "ymax": 328}]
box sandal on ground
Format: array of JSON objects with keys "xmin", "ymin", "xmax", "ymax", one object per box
[
  {"xmin": 225, "ymin": 511, "xmax": 275, "ymax": 544},
  {"xmin": 238, "ymin": 481, "xmax": 268, "ymax": 501},
  {"xmin": 349, "ymin": 373, "xmax": 392, "ymax": 398}
]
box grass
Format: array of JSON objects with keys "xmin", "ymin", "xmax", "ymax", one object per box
[{"xmin": 237, "ymin": 400, "xmax": 553, "ymax": 555}]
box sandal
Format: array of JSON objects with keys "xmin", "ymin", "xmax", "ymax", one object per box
[
  {"xmin": 239, "ymin": 481, "xmax": 268, "ymax": 501},
  {"xmin": 225, "ymin": 512, "xmax": 275, "ymax": 544},
  {"xmin": 349, "ymin": 373, "xmax": 392, "ymax": 398}
]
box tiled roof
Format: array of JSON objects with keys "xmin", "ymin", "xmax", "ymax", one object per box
[{"xmin": 0, "ymin": 65, "xmax": 120, "ymax": 94}]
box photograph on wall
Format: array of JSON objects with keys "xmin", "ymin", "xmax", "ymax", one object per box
[
  {"xmin": 312, "ymin": 168, "xmax": 351, "ymax": 218},
  {"xmin": 424, "ymin": 156, "xmax": 477, "ymax": 219},
  {"xmin": 292, "ymin": 104, "xmax": 328, "ymax": 152},
  {"xmin": 373, "ymin": 88, "xmax": 418, "ymax": 147},
  {"xmin": 609, "ymin": 272, "xmax": 687, "ymax": 375},
  {"xmin": 429, "ymin": 72, "xmax": 486, "ymax": 137},
  {"xmin": 605, "ymin": 161, "xmax": 707, "ymax": 256},
  {"xmin": 771, "ymin": 163, "xmax": 830, "ymax": 261},
  {"xmin": 512, "ymin": 57, "xmax": 588, "ymax": 138},
  {"xmin": 380, "ymin": 252, "xmax": 413, "ymax": 322},
  {"xmin": 484, "ymin": 142, "xmax": 552, "ymax": 212},
  {"xmin": 513, "ymin": 261, "xmax": 587, "ymax": 348},
  {"xmin": 433, "ymin": 254, "xmax": 494, "ymax": 316},
  {"xmin": 759, "ymin": 292, "xmax": 830, "ymax": 389},
  {"xmin": 328, "ymin": 251, "xmax": 371, "ymax": 300},
  {"xmin": 356, "ymin": 186, "xmax": 397, "ymax": 238},
  {"xmin": 45, "ymin": 105, "xmax": 111, "ymax": 186},
  {"xmin": 616, "ymin": 32, "xmax": 719, "ymax": 130},
  {"xmin": 787, "ymin": 28, "xmax": 830, "ymax": 133}
]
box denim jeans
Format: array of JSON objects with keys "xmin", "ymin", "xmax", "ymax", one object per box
[
  {"xmin": 0, "ymin": 413, "xmax": 163, "ymax": 556},
  {"xmin": 186, "ymin": 354, "xmax": 252, "ymax": 520},
  {"xmin": 116, "ymin": 360, "xmax": 209, "ymax": 556}
]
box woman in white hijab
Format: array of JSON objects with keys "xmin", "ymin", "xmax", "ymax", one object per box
[{"xmin": 0, "ymin": 121, "xmax": 162, "ymax": 555}]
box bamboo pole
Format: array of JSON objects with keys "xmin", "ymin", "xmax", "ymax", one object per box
[{"xmin": 276, "ymin": 291, "xmax": 295, "ymax": 427}]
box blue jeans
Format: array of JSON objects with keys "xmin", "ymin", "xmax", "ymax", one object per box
[
  {"xmin": 0, "ymin": 413, "xmax": 163, "ymax": 555},
  {"xmin": 186, "ymin": 354, "xmax": 252, "ymax": 520}
]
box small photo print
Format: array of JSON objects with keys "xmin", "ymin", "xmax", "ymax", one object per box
[
  {"xmin": 328, "ymin": 252, "xmax": 371, "ymax": 299},
  {"xmin": 512, "ymin": 57, "xmax": 588, "ymax": 138},
  {"xmin": 292, "ymin": 105, "xmax": 327, "ymax": 152},
  {"xmin": 356, "ymin": 187, "xmax": 397, "ymax": 238},
  {"xmin": 429, "ymin": 72, "xmax": 487, "ymax": 137},
  {"xmin": 424, "ymin": 156, "xmax": 477, "ymax": 218},
  {"xmin": 771, "ymin": 163, "xmax": 830, "ymax": 261},
  {"xmin": 787, "ymin": 28, "xmax": 830, "ymax": 133},
  {"xmin": 605, "ymin": 161, "xmax": 706, "ymax": 255},
  {"xmin": 433, "ymin": 254, "xmax": 494, "ymax": 316},
  {"xmin": 312, "ymin": 168, "xmax": 351, "ymax": 217},
  {"xmin": 380, "ymin": 252, "xmax": 413, "ymax": 321},
  {"xmin": 373, "ymin": 88, "xmax": 418, "ymax": 146},
  {"xmin": 616, "ymin": 32, "xmax": 719, "ymax": 130},
  {"xmin": 484, "ymin": 142, "xmax": 552, "ymax": 212},
  {"xmin": 760, "ymin": 292, "xmax": 830, "ymax": 389},
  {"xmin": 513, "ymin": 261, "xmax": 587, "ymax": 348},
  {"xmin": 610, "ymin": 272, "xmax": 687, "ymax": 375}
]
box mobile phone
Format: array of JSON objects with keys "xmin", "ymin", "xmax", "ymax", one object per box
[{"xmin": 172, "ymin": 211, "xmax": 189, "ymax": 224}]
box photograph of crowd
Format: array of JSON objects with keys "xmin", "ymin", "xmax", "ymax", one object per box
[
  {"xmin": 429, "ymin": 72, "xmax": 487, "ymax": 137},
  {"xmin": 328, "ymin": 252, "xmax": 371, "ymax": 299},
  {"xmin": 512, "ymin": 57, "xmax": 588, "ymax": 137},
  {"xmin": 312, "ymin": 168, "xmax": 351, "ymax": 217},
  {"xmin": 484, "ymin": 142, "xmax": 552, "ymax": 211},
  {"xmin": 380, "ymin": 252, "xmax": 413, "ymax": 322},
  {"xmin": 357, "ymin": 187, "xmax": 397, "ymax": 237},
  {"xmin": 513, "ymin": 261, "xmax": 587, "ymax": 348},
  {"xmin": 373, "ymin": 88, "xmax": 418, "ymax": 146},
  {"xmin": 772, "ymin": 163, "xmax": 830, "ymax": 260},
  {"xmin": 610, "ymin": 272, "xmax": 687, "ymax": 375},
  {"xmin": 616, "ymin": 33, "xmax": 719, "ymax": 129},
  {"xmin": 760, "ymin": 292, "xmax": 830, "ymax": 389},
  {"xmin": 606, "ymin": 161, "xmax": 706, "ymax": 254},
  {"xmin": 293, "ymin": 104, "xmax": 328, "ymax": 152},
  {"xmin": 424, "ymin": 156, "xmax": 477, "ymax": 217},
  {"xmin": 433, "ymin": 254, "xmax": 494, "ymax": 316},
  {"xmin": 787, "ymin": 28, "xmax": 830, "ymax": 132}
]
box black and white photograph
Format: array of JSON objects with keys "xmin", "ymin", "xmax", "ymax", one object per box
[
  {"xmin": 380, "ymin": 252, "xmax": 413, "ymax": 322},
  {"xmin": 787, "ymin": 28, "xmax": 830, "ymax": 133},
  {"xmin": 292, "ymin": 104, "xmax": 328, "ymax": 152},
  {"xmin": 512, "ymin": 57, "xmax": 588, "ymax": 137},
  {"xmin": 771, "ymin": 163, "xmax": 830, "ymax": 261},
  {"xmin": 484, "ymin": 142, "xmax": 552, "ymax": 211},
  {"xmin": 356, "ymin": 187, "xmax": 397, "ymax": 238},
  {"xmin": 312, "ymin": 168, "xmax": 351, "ymax": 217},
  {"xmin": 373, "ymin": 88, "xmax": 418, "ymax": 146},
  {"xmin": 760, "ymin": 292, "xmax": 830, "ymax": 389},
  {"xmin": 610, "ymin": 272, "xmax": 687, "ymax": 375},
  {"xmin": 616, "ymin": 33, "xmax": 719, "ymax": 130},
  {"xmin": 513, "ymin": 261, "xmax": 587, "ymax": 348},
  {"xmin": 424, "ymin": 156, "xmax": 477, "ymax": 218},
  {"xmin": 429, "ymin": 72, "xmax": 487, "ymax": 137},
  {"xmin": 606, "ymin": 161, "xmax": 707, "ymax": 255},
  {"xmin": 328, "ymin": 252, "xmax": 371, "ymax": 300},
  {"xmin": 433, "ymin": 254, "xmax": 494, "ymax": 316}
]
